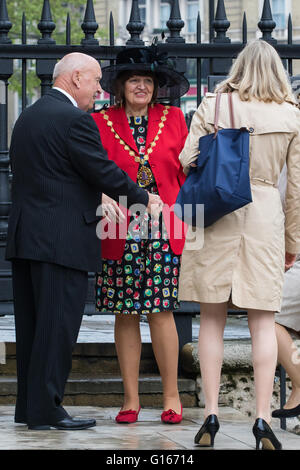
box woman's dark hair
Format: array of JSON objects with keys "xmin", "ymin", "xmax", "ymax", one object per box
[{"xmin": 113, "ymin": 70, "xmax": 159, "ymax": 108}]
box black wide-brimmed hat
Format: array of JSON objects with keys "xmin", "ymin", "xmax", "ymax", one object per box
[{"xmin": 100, "ymin": 45, "xmax": 190, "ymax": 101}]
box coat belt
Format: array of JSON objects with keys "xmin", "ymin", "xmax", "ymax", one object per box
[{"xmin": 250, "ymin": 177, "xmax": 275, "ymax": 186}]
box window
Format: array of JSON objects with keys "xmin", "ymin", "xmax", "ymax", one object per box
[
  {"xmin": 160, "ymin": 1, "xmax": 171, "ymax": 29},
  {"xmin": 139, "ymin": 0, "xmax": 146, "ymax": 24},
  {"xmin": 272, "ymin": 0, "xmax": 286, "ymax": 30},
  {"xmin": 187, "ymin": 1, "xmax": 199, "ymax": 33}
]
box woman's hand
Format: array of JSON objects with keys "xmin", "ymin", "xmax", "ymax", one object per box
[
  {"xmin": 101, "ymin": 194, "xmax": 125, "ymax": 224},
  {"xmin": 285, "ymin": 252, "xmax": 297, "ymax": 271}
]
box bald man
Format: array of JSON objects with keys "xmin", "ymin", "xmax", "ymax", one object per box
[{"xmin": 6, "ymin": 53, "xmax": 161, "ymax": 430}]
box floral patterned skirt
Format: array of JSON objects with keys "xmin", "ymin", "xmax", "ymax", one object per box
[{"xmin": 95, "ymin": 211, "xmax": 181, "ymax": 315}]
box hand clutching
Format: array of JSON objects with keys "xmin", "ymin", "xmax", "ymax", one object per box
[
  {"xmin": 285, "ymin": 252, "xmax": 297, "ymax": 271},
  {"xmin": 146, "ymin": 193, "xmax": 164, "ymax": 221}
]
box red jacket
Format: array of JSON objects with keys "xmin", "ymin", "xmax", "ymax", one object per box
[{"xmin": 92, "ymin": 103, "xmax": 188, "ymax": 259}]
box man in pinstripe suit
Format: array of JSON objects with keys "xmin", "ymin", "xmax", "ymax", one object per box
[{"xmin": 6, "ymin": 53, "xmax": 162, "ymax": 430}]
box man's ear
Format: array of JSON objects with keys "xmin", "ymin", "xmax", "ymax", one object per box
[{"xmin": 72, "ymin": 70, "xmax": 81, "ymax": 89}]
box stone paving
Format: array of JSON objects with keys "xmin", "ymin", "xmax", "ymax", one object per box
[
  {"xmin": 0, "ymin": 405, "xmax": 299, "ymax": 451},
  {"xmin": 0, "ymin": 313, "xmax": 251, "ymax": 344}
]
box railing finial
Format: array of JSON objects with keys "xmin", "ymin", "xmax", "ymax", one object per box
[
  {"xmin": 109, "ymin": 12, "xmax": 115, "ymax": 47},
  {"xmin": 66, "ymin": 13, "xmax": 71, "ymax": 45},
  {"xmin": 166, "ymin": 0, "xmax": 185, "ymax": 43},
  {"xmin": 126, "ymin": 0, "xmax": 144, "ymax": 45},
  {"xmin": 0, "ymin": 0, "xmax": 12, "ymax": 44},
  {"xmin": 81, "ymin": 0, "xmax": 99, "ymax": 45},
  {"xmin": 38, "ymin": 0, "xmax": 56, "ymax": 44},
  {"xmin": 213, "ymin": 0, "xmax": 230, "ymax": 43},
  {"xmin": 258, "ymin": 0, "xmax": 276, "ymax": 43},
  {"xmin": 242, "ymin": 12, "xmax": 247, "ymax": 44}
]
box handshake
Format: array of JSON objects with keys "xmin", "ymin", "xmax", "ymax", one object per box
[
  {"xmin": 101, "ymin": 192, "xmax": 163, "ymax": 223},
  {"xmin": 147, "ymin": 193, "xmax": 164, "ymax": 219}
]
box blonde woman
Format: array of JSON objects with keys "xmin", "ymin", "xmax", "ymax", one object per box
[{"xmin": 178, "ymin": 40, "xmax": 300, "ymax": 450}]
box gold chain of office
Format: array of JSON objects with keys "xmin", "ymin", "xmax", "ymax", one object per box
[{"xmin": 100, "ymin": 106, "xmax": 170, "ymax": 187}]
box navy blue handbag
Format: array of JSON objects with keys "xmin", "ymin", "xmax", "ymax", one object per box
[{"xmin": 175, "ymin": 92, "xmax": 252, "ymax": 228}]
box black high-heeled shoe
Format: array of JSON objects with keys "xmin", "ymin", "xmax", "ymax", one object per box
[
  {"xmin": 194, "ymin": 414, "xmax": 220, "ymax": 447},
  {"xmin": 252, "ymin": 418, "xmax": 282, "ymax": 450},
  {"xmin": 272, "ymin": 403, "xmax": 300, "ymax": 419}
]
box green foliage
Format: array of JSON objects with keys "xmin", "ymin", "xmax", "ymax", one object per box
[
  {"xmin": 9, "ymin": 66, "xmax": 40, "ymax": 99},
  {"xmin": 7, "ymin": 1, "xmax": 108, "ymax": 97},
  {"xmin": 8, "ymin": 1, "xmax": 85, "ymax": 44}
]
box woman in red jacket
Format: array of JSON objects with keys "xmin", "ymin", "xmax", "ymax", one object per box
[{"xmin": 92, "ymin": 47, "xmax": 189, "ymax": 424}]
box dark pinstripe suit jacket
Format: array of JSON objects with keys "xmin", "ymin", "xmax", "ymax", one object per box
[{"xmin": 5, "ymin": 89, "xmax": 148, "ymax": 272}]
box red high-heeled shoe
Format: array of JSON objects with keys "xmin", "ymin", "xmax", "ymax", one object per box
[
  {"xmin": 161, "ymin": 404, "xmax": 183, "ymax": 424},
  {"xmin": 115, "ymin": 406, "xmax": 141, "ymax": 424}
]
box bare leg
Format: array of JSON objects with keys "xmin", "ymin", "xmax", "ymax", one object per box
[
  {"xmin": 198, "ymin": 302, "xmax": 228, "ymax": 418},
  {"xmin": 248, "ymin": 309, "xmax": 278, "ymax": 423},
  {"xmin": 114, "ymin": 314, "xmax": 141, "ymax": 411},
  {"xmin": 148, "ymin": 311, "xmax": 181, "ymax": 413},
  {"xmin": 275, "ymin": 322, "xmax": 300, "ymax": 408}
]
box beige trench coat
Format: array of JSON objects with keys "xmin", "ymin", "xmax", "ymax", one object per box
[{"xmin": 178, "ymin": 91, "xmax": 300, "ymax": 311}]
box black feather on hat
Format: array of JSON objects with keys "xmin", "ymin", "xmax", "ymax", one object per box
[{"xmin": 100, "ymin": 45, "xmax": 190, "ymax": 101}]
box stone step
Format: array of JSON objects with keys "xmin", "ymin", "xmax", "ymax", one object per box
[
  {"xmin": 0, "ymin": 375, "xmax": 197, "ymax": 408},
  {"xmin": 0, "ymin": 342, "xmax": 197, "ymax": 407},
  {"xmin": 0, "ymin": 342, "xmax": 159, "ymax": 376}
]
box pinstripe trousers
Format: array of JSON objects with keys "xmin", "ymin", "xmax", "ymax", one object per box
[{"xmin": 11, "ymin": 259, "xmax": 88, "ymax": 426}]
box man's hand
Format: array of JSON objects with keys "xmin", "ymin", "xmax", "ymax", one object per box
[
  {"xmin": 146, "ymin": 193, "xmax": 163, "ymax": 220},
  {"xmin": 101, "ymin": 194, "xmax": 125, "ymax": 224},
  {"xmin": 285, "ymin": 252, "xmax": 297, "ymax": 271}
]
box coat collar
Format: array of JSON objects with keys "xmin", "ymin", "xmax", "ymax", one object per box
[
  {"xmin": 103, "ymin": 104, "xmax": 166, "ymax": 155},
  {"xmin": 52, "ymin": 87, "xmax": 78, "ymax": 107},
  {"xmin": 46, "ymin": 88, "xmax": 76, "ymax": 106}
]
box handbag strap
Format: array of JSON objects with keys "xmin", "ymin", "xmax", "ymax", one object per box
[
  {"xmin": 214, "ymin": 92, "xmax": 235, "ymax": 136},
  {"xmin": 228, "ymin": 92, "xmax": 235, "ymax": 128}
]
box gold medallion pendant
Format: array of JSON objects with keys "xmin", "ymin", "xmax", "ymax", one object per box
[{"xmin": 137, "ymin": 165, "xmax": 153, "ymax": 187}]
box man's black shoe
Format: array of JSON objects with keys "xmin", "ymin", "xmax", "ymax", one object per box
[{"xmin": 28, "ymin": 417, "xmax": 96, "ymax": 430}]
